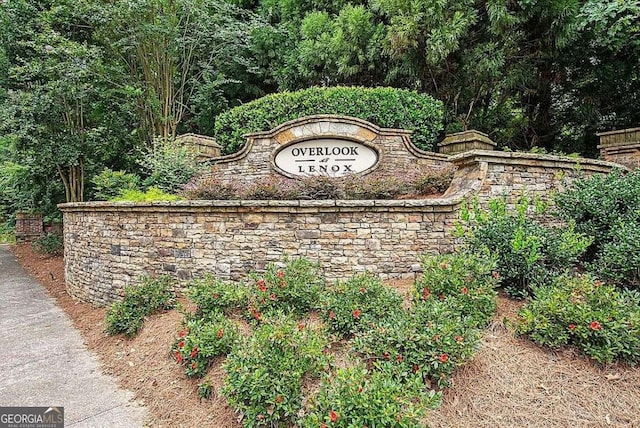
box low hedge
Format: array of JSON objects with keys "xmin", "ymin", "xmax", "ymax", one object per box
[{"xmin": 213, "ymin": 86, "xmax": 444, "ymax": 154}]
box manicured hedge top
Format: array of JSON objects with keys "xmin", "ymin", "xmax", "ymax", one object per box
[{"xmin": 213, "ymin": 86, "xmax": 444, "ymax": 154}]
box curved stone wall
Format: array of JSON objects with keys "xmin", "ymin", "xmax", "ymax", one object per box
[{"xmin": 59, "ymin": 151, "xmax": 623, "ymax": 306}]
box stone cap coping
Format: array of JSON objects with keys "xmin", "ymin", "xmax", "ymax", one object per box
[
  {"xmin": 448, "ymin": 150, "xmax": 628, "ymax": 172},
  {"xmin": 437, "ymin": 130, "xmax": 496, "ymax": 147},
  {"xmin": 58, "ymin": 196, "xmax": 465, "ymax": 213},
  {"xmin": 596, "ymin": 127, "xmax": 640, "ymax": 137}
]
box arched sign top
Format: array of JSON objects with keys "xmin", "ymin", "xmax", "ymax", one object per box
[{"xmin": 273, "ymin": 138, "xmax": 379, "ymax": 178}]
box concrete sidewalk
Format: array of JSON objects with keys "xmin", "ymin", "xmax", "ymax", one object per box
[{"xmin": 0, "ymin": 245, "xmax": 147, "ymax": 427}]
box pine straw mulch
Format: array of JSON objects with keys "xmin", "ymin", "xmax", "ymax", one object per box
[{"xmin": 10, "ymin": 244, "xmax": 640, "ymax": 428}]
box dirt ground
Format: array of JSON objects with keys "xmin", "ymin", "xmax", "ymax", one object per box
[{"xmin": 11, "ymin": 244, "xmax": 640, "ymax": 428}]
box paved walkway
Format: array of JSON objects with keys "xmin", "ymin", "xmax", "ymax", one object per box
[{"xmin": 0, "ymin": 245, "xmax": 147, "ymax": 427}]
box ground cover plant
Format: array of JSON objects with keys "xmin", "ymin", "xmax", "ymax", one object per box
[
  {"xmin": 172, "ymin": 313, "xmax": 239, "ymax": 378},
  {"xmin": 302, "ymin": 362, "xmax": 440, "ymax": 428},
  {"xmin": 223, "ymin": 316, "xmax": 332, "ymax": 427},
  {"xmin": 31, "ymin": 232, "xmax": 63, "ymax": 256},
  {"xmin": 105, "ymin": 275, "xmax": 177, "ymax": 337},
  {"xmin": 352, "ymin": 253, "xmax": 499, "ymax": 388},
  {"xmin": 320, "ymin": 273, "xmax": 404, "ymax": 337}
]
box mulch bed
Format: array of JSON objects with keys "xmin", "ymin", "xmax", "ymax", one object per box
[{"xmin": 10, "ymin": 244, "xmax": 640, "ymax": 427}]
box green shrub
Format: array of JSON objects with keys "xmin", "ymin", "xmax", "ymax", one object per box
[
  {"xmin": 320, "ymin": 273, "xmax": 404, "ymax": 337},
  {"xmin": 137, "ymin": 137, "xmax": 205, "ymax": 193},
  {"xmin": 31, "ymin": 232, "xmax": 63, "ymax": 256},
  {"xmin": 109, "ymin": 187, "xmax": 182, "ymax": 202},
  {"xmin": 214, "ymin": 86, "xmax": 443, "ymax": 154},
  {"xmin": 0, "ymin": 222, "xmax": 14, "ymax": 244},
  {"xmin": 516, "ymin": 274, "xmax": 640, "ymax": 364},
  {"xmin": 172, "ymin": 314, "xmax": 239, "ymax": 378},
  {"xmin": 105, "ymin": 276, "xmax": 177, "ymax": 337},
  {"xmin": 245, "ymin": 257, "xmax": 325, "ymax": 321},
  {"xmin": 197, "ymin": 378, "xmax": 214, "ymax": 400},
  {"xmin": 352, "ymin": 252, "xmax": 497, "ymax": 388},
  {"xmin": 411, "ymin": 165, "xmax": 455, "ymax": 195},
  {"xmin": 186, "ymin": 275, "xmax": 248, "ymax": 317},
  {"xmin": 182, "ymin": 167, "xmax": 454, "ymax": 201},
  {"xmin": 555, "ymin": 169, "xmax": 640, "ymax": 288},
  {"xmin": 91, "ymin": 168, "xmax": 140, "ymax": 201},
  {"xmin": 595, "ymin": 220, "xmax": 640, "ymax": 286},
  {"xmin": 293, "ymin": 175, "xmax": 344, "ymax": 200},
  {"xmin": 460, "ymin": 196, "xmax": 591, "ymax": 298},
  {"xmin": 239, "ymin": 175, "xmax": 301, "ymax": 200},
  {"xmin": 181, "ymin": 175, "xmax": 240, "ymax": 200},
  {"xmin": 352, "ymin": 302, "xmax": 483, "ymax": 388},
  {"xmin": 343, "ymin": 172, "xmax": 408, "ymax": 200},
  {"xmin": 223, "ymin": 316, "xmax": 331, "ymax": 427},
  {"xmin": 302, "ymin": 362, "xmax": 440, "ymax": 428},
  {"xmin": 413, "ymin": 252, "xmax": 499, "ymax": 328}
]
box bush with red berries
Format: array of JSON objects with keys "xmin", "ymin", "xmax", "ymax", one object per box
[
  {"xmin": 244, "ymin": 257, "xmax": 325, "ymax": 321},
  {"xmin": 319, "ymin": 273, "xmax": 404, "ymax": 337},
  {"xmin": 223, "ymin": 316, "xmax": 331, "ymax": 427},
  {"xmin": 301, "ymin": 362, "xmax": 440, "ymax": 428},
  {"xmin": 172, "ymin": 314, "xmax": 239, "ymax": 378},
  {"xmin": 516, "ymin": 274, "xmax": 640, "ymax": 364}
]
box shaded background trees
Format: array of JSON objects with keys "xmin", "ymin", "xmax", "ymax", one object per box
[{"xmin": 0, "ymin": 0, "xmax": 638, "ymax": 222}]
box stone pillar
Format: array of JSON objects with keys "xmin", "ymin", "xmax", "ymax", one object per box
[
  {"xmin": 597, "ymin": 128, "xmax": 640, "ymax": 170},
  {"xmin": 438, "ymin": 130, "xmax": 496, "ymax": 155},
  {"xmin": 15, "ymin": 212, "xmax": 43, "ymax": 242}
]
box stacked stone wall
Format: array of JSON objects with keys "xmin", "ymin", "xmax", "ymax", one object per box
[{"xmin": 60, "ymin": 150, "xmax": 622, "ymax": 306}]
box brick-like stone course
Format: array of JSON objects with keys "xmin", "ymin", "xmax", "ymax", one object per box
[{"xmin": 61, "ymin": 201, "xmax": 461, "ymax": 306}]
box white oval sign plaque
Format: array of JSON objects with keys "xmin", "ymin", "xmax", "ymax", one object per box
[{"xmin": 274, "ymin": 138, "xmax": 378, "ymax": 177}]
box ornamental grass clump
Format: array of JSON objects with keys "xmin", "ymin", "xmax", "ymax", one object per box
[
  {"xmin": 223, "ymin": 316, "xmax": 332, "ymax": 427},
  {"xmin": 516, "ymin": 274, "xmax": 640, "ymax": 364},
  {"xmin": 105, "ymin": 275, "xmax": 177, "ymax": 337}
]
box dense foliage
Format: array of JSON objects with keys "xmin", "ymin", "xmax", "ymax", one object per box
[
  {"xmin": 163, "ymin": 255, "xmax": 498, "ymax": 425},
  {"xmin": 516, "ymin": 274, "xmax": 640, "ymax": 364},
  {"xmin": 183, "ymin": 166, "xmax": 454, "ymax": 200},
  {"xmin": 1, "ymin": 0, "xmax": 638, "ymax": 228},
  {"xmin": 213, "ymin": 86, "xmax": 444, "ymax": 153},
  {"xmin": 555, "ymin": 169, "xmax": 640, "ymax": 288},
  {"xmin": 223, "ymin": 317, "xmax": 331, "ymax": 427},
  {"xmin": 459, "ymin": 196, "xmax": 591, "ymax": 297},
  {"xmin": 105, "ymin": 275, "xmax": 176, "ymax": 337}
]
